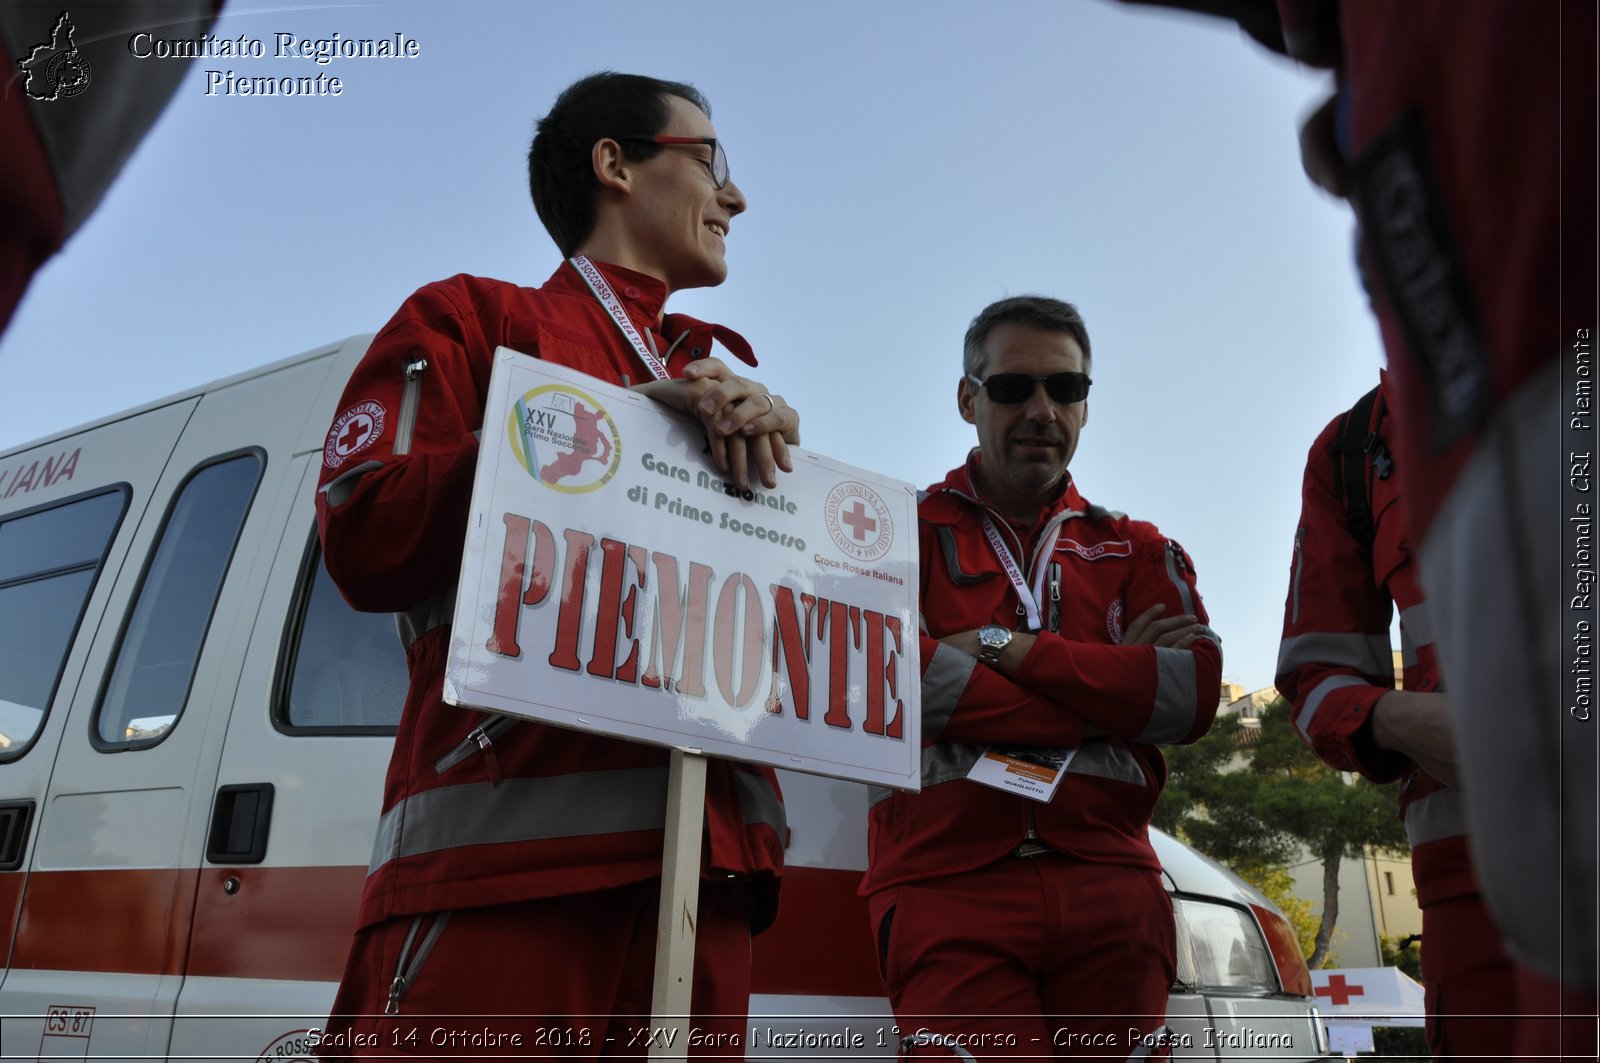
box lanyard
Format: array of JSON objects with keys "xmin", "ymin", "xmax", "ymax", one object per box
[
  {"xmin": 978, "ymin": 513, "xmax": 1060, "ymax": 632},
  {"xmin": 568, "ymin": 255, "xmax": 671, "ymax": 382}
]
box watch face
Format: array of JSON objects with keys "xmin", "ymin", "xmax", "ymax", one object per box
[{"xmin": 979, "ymin": 625, "xmax": 1011, "ymax": 649}]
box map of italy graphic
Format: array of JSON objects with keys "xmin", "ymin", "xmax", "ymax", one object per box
[{"xmin": 536, "ymin": 402, "xmax": 611, "ymax": 484}]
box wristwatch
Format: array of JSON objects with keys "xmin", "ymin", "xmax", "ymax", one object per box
[{"xmin": 977, "ymin": 624, "xmax": 1013, "ymax": 666}]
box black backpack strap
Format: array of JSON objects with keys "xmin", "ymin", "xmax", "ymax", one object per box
[{"xmin": 1333, "ymin": 385, "xmax": 1382, "ymax": 554}]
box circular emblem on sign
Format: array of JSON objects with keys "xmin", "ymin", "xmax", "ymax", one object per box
[
  {"xmin": 507, "ymin": 384, "xmax": 623, "ymax": 494},
  {"xmin": 823, "ymin": 480, "xmax": 894, "ymax": 562},
  {"xmin": 323, "ymin": 400, "xmax": 386, "ymax": 469},
  {"xmin": 254, "ymin": 1028, "xmax": 319, "ymax": 1062}
]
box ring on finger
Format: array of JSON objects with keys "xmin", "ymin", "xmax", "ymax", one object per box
[{"xmin": 757, "ymin": 393, "xmax": 776, "ymax": 414}]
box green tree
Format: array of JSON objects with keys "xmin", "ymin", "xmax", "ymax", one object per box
[{"xmin": 1156, "ymin": 696, "xmax": 1410, "ymax": 969}]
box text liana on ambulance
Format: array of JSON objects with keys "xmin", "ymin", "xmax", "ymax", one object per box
[{"xmin": 445, "ymin": 349, "xmax": 922, "ymax": 790}]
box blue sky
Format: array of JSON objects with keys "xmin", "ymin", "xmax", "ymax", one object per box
[{"xmin": 0, "ymin": 0, "xmax": 1389, "ymax": 692}]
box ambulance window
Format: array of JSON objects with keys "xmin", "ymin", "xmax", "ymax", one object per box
[
  {"xmin": 278, "ymin": 540, "xmax": 405, "ymax": 733},
  {"xmin": 0, "ymin": 488, "xmax": 128, "ymax": 760},
  {"xmin": 94, "ymin": 454, "xmax": 263, "ymax": 749}
]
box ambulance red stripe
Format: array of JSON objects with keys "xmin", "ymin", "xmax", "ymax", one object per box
[{"xmin": 1, "ymin": 865, "xmax": 880, "ymax": 997}]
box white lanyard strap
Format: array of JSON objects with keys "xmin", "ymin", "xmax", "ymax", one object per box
[
  {"xmin": 568, "ymin": 255, "xmax": 671, "ymax": 382},
  {"xmin": 978, "ymin": 514, "xmax": 1059, "ymax": 633}
]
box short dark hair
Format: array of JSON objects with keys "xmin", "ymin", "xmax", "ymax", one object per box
[
  {"xmin": 529, "ymin": 72, "xmax": 712, "ymax": 257},
  {"xmin": 962, "ymin": 295, "xmax": 1093, "ymax": 378}
]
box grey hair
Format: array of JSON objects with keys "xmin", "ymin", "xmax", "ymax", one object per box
[{"xmin": 962, "ymin": 295, "xmax": 1092, "ymax": 378}]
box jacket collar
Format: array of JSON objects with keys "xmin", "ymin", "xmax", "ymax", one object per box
[
  {"xmin": 921, "ymin": 449, "xmax": 1087, "ymax": 526},
  {"xmin": 545, "ymin": 259, "xmax": 757, "ymax": 367}
]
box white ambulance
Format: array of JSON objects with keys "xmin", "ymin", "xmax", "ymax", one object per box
[{"xmin": 0, "ymin": 335, "xmax": 1329, "ymax": 1061}]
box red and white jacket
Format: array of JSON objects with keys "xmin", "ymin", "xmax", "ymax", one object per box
[
  {"xmin": 861, "ymin": 459, "xmax": 1221, "ymax": 896},
  {"xmin": 1276, "ymin": 376, "xmax": 1474, "ymax": 907},
  {"xmin": 314, "ymin": 261, "xmax": 785, "ymax": 930}
]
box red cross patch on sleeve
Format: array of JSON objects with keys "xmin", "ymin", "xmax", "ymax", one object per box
[{"xmin": 324, "ymin": 400, "xmax": 387, "ymax": 469}]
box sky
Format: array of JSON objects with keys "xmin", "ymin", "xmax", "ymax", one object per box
[{"xmin": 0, "ymin": 0, "xmax": 1390, "ymax": 693}]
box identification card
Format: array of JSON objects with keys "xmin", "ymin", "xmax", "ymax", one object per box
[{"xmin": 966, "ymin": 745, "xmax": 1077, "ymax": 802}]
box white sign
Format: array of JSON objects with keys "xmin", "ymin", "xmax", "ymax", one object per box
[
  {"xmin": 445, "ymin": 349, "xmax": 922, "ymax": 789},
  {"xmin": 1311, "ymin": 967, "xmax": 1426, "ymax": 1029}
]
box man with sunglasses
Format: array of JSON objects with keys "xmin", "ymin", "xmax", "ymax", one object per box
[
  {"xmin": 862, "ymin": 296, "xmax": 1221, "ymax": 1058},
  {"xmin": 315, "ymin": 72, "xmax": 796, "ymax": 1057}
]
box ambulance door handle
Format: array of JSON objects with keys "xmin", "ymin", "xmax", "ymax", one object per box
[
  {"xmin": 206, "ymin": 783, "xmax": 275, "ymax": 864},
  {"xmin": 0, "ymin": 800, "xmax": 35, "ymax": 871}
]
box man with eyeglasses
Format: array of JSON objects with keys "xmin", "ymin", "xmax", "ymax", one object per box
[
  {"xmin": 315, "ymin": 72, "xmax": 796, "ymax": 1057},
  {"xmin": 861, "ymin": 296, "xmax": 1221, "ymax": 1058}
]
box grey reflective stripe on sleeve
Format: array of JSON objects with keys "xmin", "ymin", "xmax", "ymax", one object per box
[
  {"xmin": 922, "ymin": 643, "xmax": 977, "ymax": 739},
  {"xmin": 1276, "ymin": 632, "xmax": 1393, "ymax": 677},
  {"xmin": 867, "ymin": 784, "xmax": 895, "ymax": 808},
  {"xmin": 1403, "ymin": 787, "xmax": 1469, "ymax": 846},
  {"xmin": 1400, "ymin": 624, "xmax": 1419, "ymax": 668},
  {"xmin": 920, "ymin": 743, "xmax": 986, "ymax": 789},
  {"xmin": 734, "ymin": 768, "xmax": 787, "ymax": 835},
  {"xmin": 1066, "ymin": 743, "xmax": 1148, "ymax": 787},
  {"xmin": 397, "ymin": 585, "xmax": 457, "ymax": 649},
  {"xmin": 1139, "ymin": 647, "xmax": 1198, "ymax": 744},
  {"xmin": 1295, "ymin": 675, "xmax": 1369, "ymax": 738},
  {"xmin": 1164, "ymin": 545, "xmax": 1197, "ymax": 616},
  {"xmin": 319, "ymin": 459, "xmax": 385, "ymax": 508}
]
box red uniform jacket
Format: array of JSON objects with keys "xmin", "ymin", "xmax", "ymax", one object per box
[
  {"xmin": 315, "ymin": 261, "xmax": 785, "ymax": 930},
  {"xmin": 861, "ymin": 459, "xmax": 1221, "ymax": 895},
  {"xmin": 1276, "ymin": 376, "xmax": 1475, "ymax": 907}
]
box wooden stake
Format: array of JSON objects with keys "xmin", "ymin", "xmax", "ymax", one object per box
[{"xmin": 649, "ymin": 748, "xmax": 707, "ymax": 1061}]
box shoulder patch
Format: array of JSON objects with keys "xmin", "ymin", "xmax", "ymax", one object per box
[{"xmin": 324, "ymin": 400, "xmax": 386, "ymax": 469}]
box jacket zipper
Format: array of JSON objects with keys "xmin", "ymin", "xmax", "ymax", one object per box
[
  {"xmin": 386, "ymin": 912, "xmax": 452, "ymax": 1015},
  {"xmin": 1047, "ymin": 562, "xmax": 1061, "ymax": 633},
  {"xmin": 434, "ymin": 713, "xmax": 519, "ymax": 784},
  {"xmin": 395, "ymin": 358, "xmax": 429, "ymax": 456}
]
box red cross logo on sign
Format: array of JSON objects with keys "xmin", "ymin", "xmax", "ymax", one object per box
[
  {"xmin": 842, "ymin": 500, "xmax": 878, "ymax": 541},
  {"xmin": 824, "ymin": 481, "xmax": 894, "ymax": 563}
]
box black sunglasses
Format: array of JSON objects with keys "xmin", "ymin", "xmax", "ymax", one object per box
[{"xmin": 965, "ymin": 371, "xmax": 1092, "ymax": 405}]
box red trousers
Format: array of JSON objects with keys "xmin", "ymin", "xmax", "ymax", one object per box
[
  {"xmin": 320, "ymin": 878, "xmax": 753, "ymax": 1060},
  {"xmin": 1419, "ymin": 893, "xmax": 1520, "ymax": 1060},
  {"xmin": 870, "ymin": 857, "xmax": 1175, "ymax": 1060}
]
